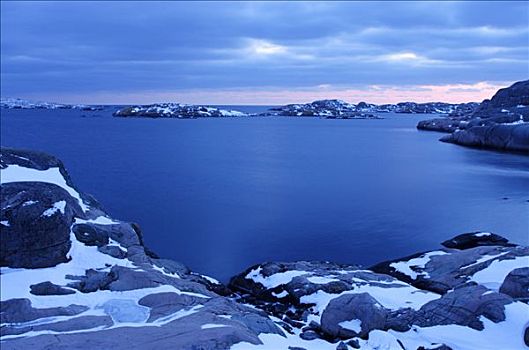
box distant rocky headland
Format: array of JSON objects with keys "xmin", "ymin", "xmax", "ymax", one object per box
[
  {"xmin": 1, "ymin": 147, "xmax": 528, "ymax": 349},
  {"xmin": 417, "ymin": 80, "xmax": 529, "ymax": 153},
  {"xmin": 0, "ymin": 98, "xmax": 102, "ymax": 111}
]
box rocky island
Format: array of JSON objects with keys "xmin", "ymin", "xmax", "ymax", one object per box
[
  {"xmin": 417, "ymin": 80, "xmax": 529, "ymax": 153},
  {"xmin": 259, "ymin": 100, "xmax": 481, "ymax": 118},
  {"xmin": 113, "ymin": 103, "xmax": 247, "ymax": 118},
  {"xmin": 111, "ymin": 100, "xmax": 481, "ymax": 119},
  {"xmin": 1, "ymin": 148, "xmax": 528, "ymax": 349},
  {"xmin": 259, "ymin": 100, "xmax": 380, "ymax": 118}
]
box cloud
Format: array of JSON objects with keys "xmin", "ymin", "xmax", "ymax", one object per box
[
  {"xmin": 24, "ymin": 81, "xmax": 511, "ymax": 105},
  {"xmin": 247, "ymin": 39, "xmax": 287, "ymax": 56},
  {"xmin": 1, "ymin": 1, "xmax": 527, "ymax": 103},
  {"xmin": 374, "ymin": 52, "xmax": 443, "ymax": 66}
]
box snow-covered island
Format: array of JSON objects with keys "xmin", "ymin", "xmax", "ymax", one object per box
[
  {"xmin": 112, "ymin": 100, "xmax": 482, "ymax": 119},
  {"xmin": 113, "ymin": 103, "xmax": 247, "ymax": 118},
  {"xmin": 0, "ymin": 98, "xmax": 102, "ymax": 111},
  {"xmin": 259, "ymin": 100, "xmax": 480, "ymax": 118},
  {"xmin": 417, "ymin": 80, "xmax": 529, "ymax": 153},
  {"xmin": 1, "ymin": 147, "xmax": 528, "ymax": 349},
  {"xmin": 259, "ymin": 99, "xmax": 380, "ymax": 119}
]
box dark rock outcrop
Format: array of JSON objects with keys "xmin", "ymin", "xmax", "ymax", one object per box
[
  {"xmin": 30, "ymin": 282, "xmax": 76, "ymax": 296},
  {"xmin": 417, "ymin": 80, "xmax": 529, "ymax": 153},
  {"xmin": 1, "ymin": 181, "xmax": 79, "ymax": 268},
  {"xmin": 441, "ymin": 231, "xmax": 513, "ymax": 249},
  {"xmin": 440, "ymin": 123, "xmax": 529, "ymax": 153}
]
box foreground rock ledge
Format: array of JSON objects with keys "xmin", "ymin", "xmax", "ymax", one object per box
[{"xmin": 1, "ymin": 148, "xmax": 528, "ymax": 350}]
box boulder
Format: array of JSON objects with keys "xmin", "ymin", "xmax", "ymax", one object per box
[
  {"xmin": 499, "ymin": 267, "xmax": 529, "ymax": 300},
  {"xmin": 320, "ymin": 293, "xmax": 388, "ymax": 338},
  {"xmin": 414, "ymin": 284, "xmax": 512, "ymax": 330},
  {"xmin": 30, "ymin": 281, "xmax": 76, "ymax": 296},
  {"xmin": 0, "ymin": 182, "xmax": 78, "ymax": 268},
  {"xmin": 73, "ymin": 223, "xmax": 110, "ymax": 246},
  {"xmin": 441, "ymin": 232, "xmax": 512, "ymax": 249},
  {"xmin": 66, "ymin": 269, "xmax": 117, "ymax": 293}
]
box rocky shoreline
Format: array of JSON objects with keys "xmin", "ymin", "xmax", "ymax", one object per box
[
  {"xmin": 1, "ymin": 147, "xmax": 528, "ymax": 349},
  {"xmin": 417, "ymin": 80, "xmax": 529, "ymax": 154}
]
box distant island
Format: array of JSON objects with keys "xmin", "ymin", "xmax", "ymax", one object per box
[
  {"xmin": 0, "ymin": 98, "xmax": 103, "ymax": 111},
  {"xmin": 2, "ymin": 80, "xmax": 528, "ymax": 154}
]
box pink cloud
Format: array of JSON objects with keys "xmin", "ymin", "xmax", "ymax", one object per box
[{"xmin": 26, "ymin": 81, "xmax": 511, "ymax": 105}]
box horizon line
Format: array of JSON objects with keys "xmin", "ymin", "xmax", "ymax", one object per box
[{"xmin": 1, "ymin": 80, "xmax": 515, "ymax": 106}]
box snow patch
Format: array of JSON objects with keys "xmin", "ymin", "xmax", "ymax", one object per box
[
  {"xmin": 201, "ymin": 323, "xmax": 229, "ymax": 329},
  {"xmin": 306, "ymin": 276, "xmax": 340, "ymax": 285},
  {"xmin": 339, "ymin": 319, "xmax": 362, "ymax": 333},
  {"xmin": 41, "ymin": 200, "xmax": 67, "ymax": 217},
  {"xmin": 246, "ymin": 267, "xmax": 309, "ymax": 289},
  {"xmin": 272, "ymin": 291, "xmax": 289, "ymax": 298},
  {"xmin": 0, "ymin": 165, "xmax": 89, "ymax": 212},
  {"xmin": 390, "ymin": 251, "xmax": 448, "ymax": 279},
  {"xmin": 474, "ymin": 232, "xmax": 492, "ymax": 237},
  {"xmin": 470, "ymin": 255, "xmax": 529, "ymax": 291}
]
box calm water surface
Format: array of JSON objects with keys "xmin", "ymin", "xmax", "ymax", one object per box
[{"xmin": 2, "ymin": 107, "xmax": 528, "ymax": 281}]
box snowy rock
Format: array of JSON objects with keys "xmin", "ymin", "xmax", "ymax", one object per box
[
  {"xmin": 230, "ymin": 260, "xmax": 440, "ymax": 340},
  {"xmin": 0, "ymin": 182, "xmax": 79, "ymax": 268},
  {"xmin": 320, "ymin": 293, "xmax": 387, "ymax": 338},
  {"xmin": 371, "ymin": 242, "xmax": 529, "ymax": 294},
  {"xmin": 413, "ymin": 284, "xmax": 513, "ymax": 330}
]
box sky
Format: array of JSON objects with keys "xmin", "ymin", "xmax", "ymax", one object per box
[{"xmin": 1, "ymin": 1, "xmax": 528, "ymax": 105}]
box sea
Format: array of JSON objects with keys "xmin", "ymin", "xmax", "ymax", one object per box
[{"xmin": 2, "ymin": 106, "xmax": 528, "ymax": 281}]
